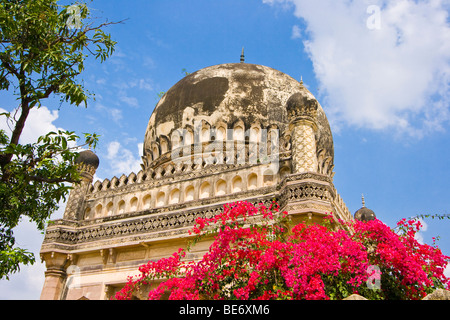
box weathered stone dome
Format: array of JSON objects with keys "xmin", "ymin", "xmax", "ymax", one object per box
[
  {"xmin": 354, "ymin": 207, "xmax": 376, "ymax": 222},
  {"xmin": 143, "ymin": 63, "xmax": 334, "ymax": 170},
  {"xmin": 75, "ymin": 150, "xmax": 99, "ymax": 169}
]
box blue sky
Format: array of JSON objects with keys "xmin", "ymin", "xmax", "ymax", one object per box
[{"xmin": 1, "ymin": 0, "xmax": 450, "ymax": 299}]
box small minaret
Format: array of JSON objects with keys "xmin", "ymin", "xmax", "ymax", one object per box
[
  {"xmin": 354, "ymin": 194, "xmax": 377, "ymax": 221},
  {"xmin": 286, "ymin": 83, "xmax": 319, "ymax": 174},
  {"xmin": 40, "ymin": 150, "xmax": 99, "ymax": 300},
  {"xmin": 63, "ymin": 150, "xmax": 99, "ymax": 220}
]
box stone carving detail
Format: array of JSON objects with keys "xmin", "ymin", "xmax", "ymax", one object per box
[
  {"xmin": 286, "ymin": 92, "xmax": 319, "ymax": 123},
  {"xmin": 317, "ymin": 149, "xmax": 334, "ymax": 178},
  {"xmin": 44, "ymin": 179, "xmax": 342, "ymax": 248},
  {"xmin": 63, "ymin": 162, "xmax": 97, "ymax": 220},
  {"xmin": 283, "ymin": 183, "xmax": 330, "ymax": 203},
  {"xmin": 44, "ymin": 198, "xmax": 274, "ymax": 246},
  {"xmin": 63, "ymin": 181, "xmax": 88, "ymax": 220},
  {"xmin": 291, "ymin": 123, "xmax": 318, "ymax": 174}
]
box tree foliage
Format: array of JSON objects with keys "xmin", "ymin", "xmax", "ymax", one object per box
[
  {"xmin": 114, "ymin": 201, "xmax": 450, "ymax": 300},
  {"xmin": 0, "ymin": 0, "xmax": 117, "ymax": 280}
]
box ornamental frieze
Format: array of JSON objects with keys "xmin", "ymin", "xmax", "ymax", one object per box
[
  {"xmin": 43, "ymin": 178, "xmax": 339, "ymax": 250},
  {"xmin": 43, "ymin": 195, "xmax": 277, "ymax": 247}
]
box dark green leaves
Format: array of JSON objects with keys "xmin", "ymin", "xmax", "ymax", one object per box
[{"xmin": 0, "ymin": 0, "xmax": 116, "ymax": 279}]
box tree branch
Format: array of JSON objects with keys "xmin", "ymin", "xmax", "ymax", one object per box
[{"xmin": 27, "ymin": 175, "xmax": 78, "ymax": 184}]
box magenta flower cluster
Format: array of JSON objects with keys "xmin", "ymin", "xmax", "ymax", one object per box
[{"xmin": 114, "ymin": 201, "xmax": 449, "ymax": 300}]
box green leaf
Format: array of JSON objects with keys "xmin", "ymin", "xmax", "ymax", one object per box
[{"xmin": 0, "ymin": 0, "xmax": 116, "ymax": 280}]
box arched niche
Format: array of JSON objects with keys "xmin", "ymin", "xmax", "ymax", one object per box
[
  {"xmin": 185, "ymin": 186, "xmax": 195, "ymax": 202},
  {"xmin": 199, "ymin": 182, "xmax": 211, "ymax": 199},
  {"xmin": 130, "ymin": 197, "xmax": 138, "ymax": 211},
  {"xmin": 248, "ymin": 173, "xmax": 258, "ymax": 190},
  {"xmin": 169, "ymin": 189, "xmax": 180, "ymax": 205},
  {"xmin": 216, "ymin": 179, "xmax": 227, "ymax": 196},
  {"xmin": 106, "ymin": 202, "xmax": 114, "ymax": 216},
  {"xmin": 156, "ymin": 192, "xmax": 165, "ymax": 207},
  {"xmin": 142, "ymin": 194, "xmax": 152, "ymax": 210},
  {"xmin": 232, "ymin": 176, "xmax": 243, "ymax": 193},
  {"xmin": 118, "ymin": 200, "xmax": 125, "ymax": 214},
  {"xmin": 95, "ymin": 203, "xmax": 103, "ymax": 218}
]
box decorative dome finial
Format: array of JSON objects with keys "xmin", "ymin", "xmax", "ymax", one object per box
[
  {"xmin": 362, "ymin": 194, "xmax": 366, "ymax": 207},
  {"xmin": 240, "ymin": 47, "xmax": 245, "ymax": 63}
]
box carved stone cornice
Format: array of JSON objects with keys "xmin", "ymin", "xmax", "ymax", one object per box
[
  {"xmin": 42, "ymin": 192, "xmax": 278, "ymax": 252},
  {"xmin": 42, "ymin": 173, "xmax": 346, "ymax": 255}
]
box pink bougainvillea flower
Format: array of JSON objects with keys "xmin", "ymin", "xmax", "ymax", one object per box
[{"xmin": 114, "ymin": 201, "xmax": 450, "ymax": 301}]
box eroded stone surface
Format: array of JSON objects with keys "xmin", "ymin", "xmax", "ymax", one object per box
[{"xmin": 143, "ymin": 63, "xmax": 334, "ymax": 168}]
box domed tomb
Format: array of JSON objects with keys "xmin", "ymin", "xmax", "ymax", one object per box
[
  {"xmin": 142, "ymin": 63, "xmax": 334, "ymax": 175},
  {"xmin": 39, "ymin": 61, "xmax": 355, "ymax": 301}
]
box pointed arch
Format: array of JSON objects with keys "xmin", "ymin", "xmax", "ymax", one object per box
[
  {"xmin": 118, "ymin": 200, "xmax": 125, "ymax": 214},
  {"xmin": 248, "ymin": 173, "xmax": 258, "ymax": 190},
  {"xmin": 185, "ymin": 185, "xmax": 195, "ymax": 202},
  {"xmin": 169, "ymin": 189, "xmax": 180, "ymax": 205},
  {"xmin": 199, "ymin": 181, "xmax": 211, "ymax": 199},
  {"xmin": 106, "ymin": 202, "xmax": 114, "ymax": 216},
  {"xmin": 216, "ymin": 179, "xmax": 227, "ymax": 196},
  {"xmin": 232, "ymin": 176, "xmax": 243, "ymax": 193},
  {"xmin": 142, "ymin": 194, "xmax": 152, "ymax": 210},
  {"xmin": 156, "ymin": 191, "xmax": 165, "ymax": 207},
  {"xmin": 130, "ymin": 197, "xmax": 138, "ymax": 211}
]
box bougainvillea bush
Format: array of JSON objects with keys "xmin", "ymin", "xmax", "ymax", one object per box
[{"xmin": 114, "ymin": 201, "xmax": 449, "ymax": 300}]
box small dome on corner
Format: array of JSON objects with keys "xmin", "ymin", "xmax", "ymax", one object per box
[
  {"xmin": 354, "ymin": 195, "xmax": 376, "ymax": 222},
  {"xmin": 75, "ymin": 150, "xmax": 100, "ymax": 169},
  {"xmin": 354, "ymin": 207, "xmax": 376, "ymax": 222},
  {"xmin": 286, "ymin": 88, "xmax": 318, "ymax": 115}
]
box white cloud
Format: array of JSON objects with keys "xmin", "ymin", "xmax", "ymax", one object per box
[
  {"xmin": 105, "ymin": 141, "xmax": 143, "ymax": 176},
  {"xmin": 137, "ymin": 78, "xmax": 154, "ymax": 91},
  {"xmin": 264, "ymin": 0, "xmax": 450, "ymax": 137},
  {"xmin": 0, "ymin": 106, "xmax": 63, "ymax": 144},
  {"xmin": 291, "ymin": 25, "xmax": 302, "ymax": 39},
  {"xmin": 113, "ymin": 81, "xmax": 141, "ymax": 108},
  {"xmin": 112, "ymin": 78, "xmax": 153, "ymax": 109},
  {"xmin": 119, "ymin": 94, "xmax": 139, "ymax": 108}
]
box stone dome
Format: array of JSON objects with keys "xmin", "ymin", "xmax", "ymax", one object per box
[
  {"xmin": 75, "ymin": 150, "xmax": 99, "ymax": 169},
  {"xmin": 354, "ymin": 206, "xmax": 376, "ymax": 222},
  {"xmin": 142, "ymin": 63, "xmax": 334, "ymax": 170},
  {"xmin": 354, "ymin": 196, "xmax": 376, "ymax": 222}
]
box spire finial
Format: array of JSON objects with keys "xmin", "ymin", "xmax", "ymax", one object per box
[
  {"xmin": 240, "ymin": 47, "xmax": 245, "ymax": 63},
  {"xmin": 300, "ymin": 75, "xmax": 303, "ymax": 85},
  {"xmin": 362, "ymin": 194, "xmax": 366, "ymax": 207}
]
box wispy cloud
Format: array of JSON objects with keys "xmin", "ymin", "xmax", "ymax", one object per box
[
  {"xmin": 112, "ymin": 78, "xmax": 154, "ymax": 108},
  {"xmin": 264, "ymin": 0, "xmax": 450, "ymax": 137},
  {"xmin": 291, "ymin": 25, "xmax": 302, "ymax": 39},
  {"xmin": 95, "ymin": 103, "xmax": 123, "ymax": 125},
  {"xmin": 105, "ymin": 141, "xmax": 143, "ymax": 176}
]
